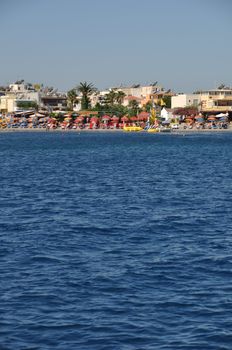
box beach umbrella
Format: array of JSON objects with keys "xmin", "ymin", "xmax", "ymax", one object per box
[
  {"xmin": 111, "ymin": 116, "xmax": 119, "ymax": 121},
  {"xmin": 48, "ymin": 118, "xmax": 57, "ymax": 124},
  {"xmin": 195, "ymin": 117, "xmax": 204, "ymax": 122},
  {"xmin": 102, "ymin": 116, "xmax": 110, "ymax": 124},
  {"xmin": 130, "ymin": 116, "xmax": 138, "ymax": 121},
  {"xmin": 219, "ymin": 117, "xmax": 227, "ymax": 122},
  {"xmin": 138, "ymin": 111, "xmax": 149, "ymax": 119},
  {"xmin": 138, "ymin": 115, "xmax": 148, "ymax": 121},
  {"xmin": 207, "ymin": 116, "xmax": 216, "ymax": 121},
  {"xmin": 75, "ymin": 116, "xmax": 84, "ymax": 123},
  {"xmin": 216, "ymin": 113, "xmax": 228, "ymax": 118},
  {"xmin": 121, "ymin": 116, "xmax": 129, "ymax": 122},
  {"xmin": 185, "ymin": 115, "xmax": 194, "ymax": 120},
  {"xmin": 102, "ymin": 115, "xmax": 110, "ymax": 121},
  {"xmin": 91, "ymin": 117, "xmax": 98, "ymax": 123},
  {"xmin": 185, "ymin": 118, "xmax": 194, "ymax": 123}
]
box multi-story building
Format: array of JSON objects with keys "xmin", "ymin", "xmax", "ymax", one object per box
[
  {"xmin": 171, "ymin": 88, "xmax": 232, "ymax": 116},
  {"xmin": 0, "ymin": 95, "xmax": 16, "ymax": 113},
  {"xmin": 0, "ymin": 81, "xmax": 67, "ymax": 113},
  {"xmin": 0, "ymin": 81, "xmax": 40, "ymax": 113},
  {"xmin": 40, "ymin": 95, "xmax": 67, "ymax": 111},
  {"xmin": 113, "ymin": 84, "xmax": 163, "ymax": 99},
  {"xmin": 198, "ymin": 89, "xmax": 232, "ymax": 114}
]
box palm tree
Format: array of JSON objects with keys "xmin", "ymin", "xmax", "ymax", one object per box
[
  {"xmin": 105, "ymin": 89, "xmax": 117, "ymax": 106},
  {"xmin": 128, "ymin": 99, "xmax": 139, "ymax": 116},
  {"xmin": 129, "ymin": 99, "xmax": 139, "ymax": 110},
  {"xmin": 116, "ymin": 91, "xmax": 126, "ymax": 105},
  {"xmin": 77, "ymin": 82, "xmax": 96, "ymax": 110},
  {"xmin": 67, "ymin": 88, "xmax": 77, "ymax": 110},
  {"xmin": 145, "ymin": 101, "xmax": 153, "ymax": 112}
]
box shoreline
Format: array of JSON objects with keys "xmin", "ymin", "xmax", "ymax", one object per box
[
  {"xmin": 0, "ymin": 128, "xmax": 123, "ymax": 133},
  {"xmin": 0, "ymin": 127, "xmax": 232, "ymax": 134}
]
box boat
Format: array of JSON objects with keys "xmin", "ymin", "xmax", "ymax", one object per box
[{"xmin": 123, "ymin": 126, "xmax": 143, "ymax": 132}]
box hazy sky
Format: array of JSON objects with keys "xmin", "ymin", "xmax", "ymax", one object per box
[{"xmin": 0, "ymin": 0, "xmax": 231, "ymax": 92}]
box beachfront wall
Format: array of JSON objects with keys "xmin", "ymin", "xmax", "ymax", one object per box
[{"xmin": 171, "ymin": 94, "xmax": 200, "ymax": 109}]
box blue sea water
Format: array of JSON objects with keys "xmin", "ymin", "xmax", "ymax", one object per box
[{"xmin": 0, "ymin": 131, "xmax": 232, "ymax": 350}]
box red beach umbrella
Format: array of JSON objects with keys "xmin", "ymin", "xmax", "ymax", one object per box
[
  {"xmin": 121, "ymin": 116, "xmax": 129, "ymax": 122},
  {"xmin": 130, "ymin": 116, "xmax": 138, "ymax": 121},
  {"xmin": 138, "ymin": 112, "xmax": 149, "ymax": 120},
  {"xmin": 207, "ymin": 116, "xmax": 216, "ymax": 121},
  {"xmin": 75, "ymin": 116, "xmax": 84, "ymax": 123},
  {"xmin": 102, "ymin": 115, "xmax": 110, "ymax": 121},
  {"xmin": 111, "ymin": 116, "xmax": 119, "ymax": 120},
  {"xmin": 91, "ymin": 117, "xmax": 98, "ymax": 123}
]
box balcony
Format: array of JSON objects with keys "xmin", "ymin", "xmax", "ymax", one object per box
[{"xmin": 202, "ymin": 106, "xmax": 232, "ymax": 112}]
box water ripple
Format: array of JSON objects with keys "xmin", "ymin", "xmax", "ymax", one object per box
[{"xmin": 0, "ymin": 132, "xmax": 232, "ymax": 349}]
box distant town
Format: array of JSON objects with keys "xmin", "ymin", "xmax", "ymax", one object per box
[{"xmin": 0, "ymin": 80, "xmax": 231, "ymax": 131}]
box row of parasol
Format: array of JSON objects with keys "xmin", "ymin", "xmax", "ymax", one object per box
[{"xmin": 185, "ymin": 114, "xmax": 228, "ymax": 123}]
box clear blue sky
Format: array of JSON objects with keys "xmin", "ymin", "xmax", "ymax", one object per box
[{"xmin": 0, "ymin": 0, "xmax": 231, "ymax": 92}]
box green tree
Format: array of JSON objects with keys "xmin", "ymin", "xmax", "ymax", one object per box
[
  {"xmin": 67, "ymin": 88, "xmax": 78, "ymax": 110},
  {"xmin": 17, "ymin": 101, "xmax": 38, "ymax": 110},
  {"xmin": 144, "ymin": 101, "xmax": 153, "ymax": 112},
  {"xmin": 115, "ymin": 91, "xmax": 126, "ymax": 105},
  {"xmin": 93, "ymin": 102, "xmax": 128, "ymax": 118},
  {"xmin": 77, "ymin": 82, "xmax": 96, "ymax": 110},
  {"xmin": 128, "ymin": 99, "xmax": 139, "ymax": 116},
  {"xmin": 162, "ymin": 96, "xmax": 171, "ymax": 108},
  {"xmin": 104, "ymin": 90, "xmax": 117, "ymax": 106}
]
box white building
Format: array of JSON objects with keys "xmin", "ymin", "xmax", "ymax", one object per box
[
  {"xmin": 171, "ymin": 94, "xmax": 200, "ymax": 109},
  {"xmin": 113, "ymin": 84, "xmax": 163, "ymax": 98},
  {"xmin": 2, "ymin": 81, "xmax": 41, "ymax": 112},
  {"xmin": 160, "ymin": 107, "xmax": 173, "ymax": 121},
  {"xmin": 0, "ymin": 81, "xmax": 68, "ymax": 113}
]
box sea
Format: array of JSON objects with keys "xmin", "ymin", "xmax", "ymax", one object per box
[{"xmin": 0, "ymin": 131, "xmax": 232, "ymax": 350}]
